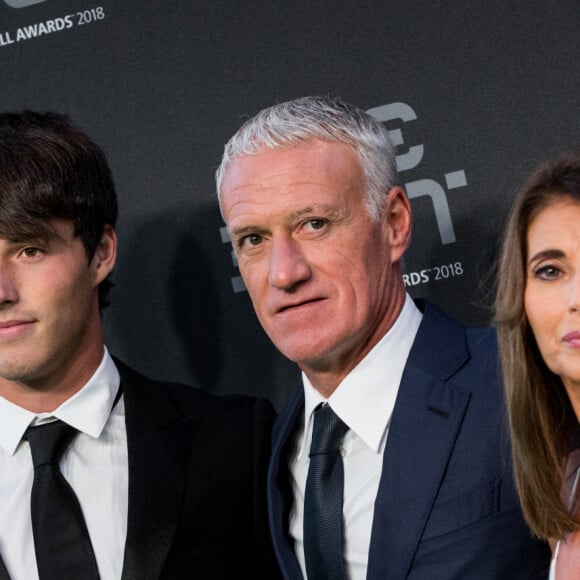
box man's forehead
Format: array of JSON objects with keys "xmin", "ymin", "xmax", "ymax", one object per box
[
  {"xmin": 224, "ymin": 142, "xmax": 360, "ymax": 188},
  {"xmin": 0, "ymin": 219, "xmax": 74, "ymax": 244}
]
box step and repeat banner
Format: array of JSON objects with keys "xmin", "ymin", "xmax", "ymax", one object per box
[{"xmin": 1, "ymin": 0, "xmax": 578, "ymax": 408}]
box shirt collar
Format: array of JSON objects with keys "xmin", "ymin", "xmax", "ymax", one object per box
[
  {"xmin": 299, "ymin": 294, "xmax": 422, "ymax": 458},
  {"xmin": 0, "ymin": 348, "xmax": 120, "ymax": 455}
]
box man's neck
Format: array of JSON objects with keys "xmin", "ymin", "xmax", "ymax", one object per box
[{"xmin": 0, "ymin": 346, "xmax": 105, "ymax": 413}]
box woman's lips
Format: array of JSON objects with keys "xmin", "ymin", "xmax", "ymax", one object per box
[{"xmin": 562, "ymin": 330, "xmax": 580, "ymax": 347}]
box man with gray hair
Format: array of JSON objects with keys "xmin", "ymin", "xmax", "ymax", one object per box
[{"xmin": 217, "ymin": 96, "xmax": 550, "ymax": 579}]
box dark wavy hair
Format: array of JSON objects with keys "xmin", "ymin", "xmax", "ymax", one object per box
[{"xmin": 0, "ymin": 111, "xmax": 118, "ymax": 307}]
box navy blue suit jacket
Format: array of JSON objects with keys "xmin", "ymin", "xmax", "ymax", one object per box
[{"xmin": 267, "ymin": 300, "xmax": 550, "ymax": 579}]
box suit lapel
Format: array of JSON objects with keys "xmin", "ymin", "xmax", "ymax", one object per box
[
  {"xmin": 367, "ymin": 369, "xmax": 471, "ymax": 579},
  {"xmin": 367, "ymin": 301, "xmax": 472, "ymax": 580},
  {"xmin": 0, "ymin": 555, "xmax": 10, "ymax": 580},
  {"xmin": 267, "ymin": 388, "xmax": 305, "ymax": 580},
  {"xmin": 116, "ymin": 361, "xmax": 199, "ymax": 580}
]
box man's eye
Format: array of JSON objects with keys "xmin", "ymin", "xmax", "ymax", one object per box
[
  {"xmin": 304, "ymin": 219, "xmax": 326, "ymax": 231},
  {"xmin": 21, "ymin": 247, "xmax": 43, "ymax": 258},
  {"xmin": 241, "ymin": 234, "xmax": 263, "ymax": 248}
]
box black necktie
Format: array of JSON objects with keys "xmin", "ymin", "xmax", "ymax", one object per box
[
  {"xmin": 303, "ymin": 404, "xmax": 349, "ymax": 580},
  {"xmin": 25, "ymin": 420, "xmax": 100, "ymax": 580}
]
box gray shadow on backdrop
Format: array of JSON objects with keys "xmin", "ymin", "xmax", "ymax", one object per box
[{"xmin": 104, "ymin": 202, "xmax": 298, "ymax": 411}]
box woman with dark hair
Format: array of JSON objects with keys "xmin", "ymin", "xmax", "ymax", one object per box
[{"xmin": 495, "ymin": 150, "xmax": 580, "ymax": 578}]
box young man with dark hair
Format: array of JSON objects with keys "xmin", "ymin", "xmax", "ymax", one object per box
[{"xmin": 0, "ymin": 111, "xmax": 280, "ymax": 580}]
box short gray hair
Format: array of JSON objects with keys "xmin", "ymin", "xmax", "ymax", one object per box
[{"xmin": 215, "ymin": 96, "xmax": 399, "ymax": 221}]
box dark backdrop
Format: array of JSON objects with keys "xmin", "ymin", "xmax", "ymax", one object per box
[{"xmin": 1, "ymin": 0, "xmax": 578, "ymax": 409}]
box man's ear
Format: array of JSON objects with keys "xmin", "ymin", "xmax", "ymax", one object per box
[
  {"xmin": 92, "ymin": 225, "xmax": 117, "ymax": 284},
  {"xmin": 382, "ymin": 186, "xmax": 412, "ymax": 264}
]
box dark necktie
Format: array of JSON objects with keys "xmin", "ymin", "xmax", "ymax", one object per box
[
  {"xmin": 303, "ymin": 404, "xmax": 349, "ymax": 580},
  {"xmin": 25, "ymin": 420, "xmax": 100, "ymax": 580}
]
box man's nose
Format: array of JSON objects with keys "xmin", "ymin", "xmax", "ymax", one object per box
[
  {"xmin": 268, "ymin": 236, "xmax": 311, "ymax": 290},
  {"xmin": 0, "ymin": 262, "xmax": 18, "ymax": 305}
]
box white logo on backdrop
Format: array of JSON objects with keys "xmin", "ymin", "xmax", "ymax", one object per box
[
  {"xmin": 367, "ymin": 102, "xmax": 466, "ymax": 245},
  {"xmin": 0, "ymin": 5, "xmax": 105, "ymax": 47},
  {"xmin": 3, "ymin": 0, "xmax": 47, "ymax": 7}
]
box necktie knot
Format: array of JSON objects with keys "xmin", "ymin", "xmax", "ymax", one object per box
[
  {"xmin": 309, "ymin": 404, "xmax": 348, "ymax": 456},
  {"xmin": 25, "ymin": 420, "xmax": 77, "ymax": 468}
]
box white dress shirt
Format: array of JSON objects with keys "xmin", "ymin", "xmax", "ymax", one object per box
[
  {"xmin": 0, "ymin": 348, "xmax": 128, "ymax": 580},
  {"xmin": 289, "ymin": 294, "xmax": 422, "ymax": 580}
]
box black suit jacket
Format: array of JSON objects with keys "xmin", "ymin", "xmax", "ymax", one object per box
[
  {"xmin": 268, "ymin": 300, "xmax": 551, "ymax": 579},
  {"xmin": 0, "ymin": 360, "xmax": 281, "ymax": 580}
]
